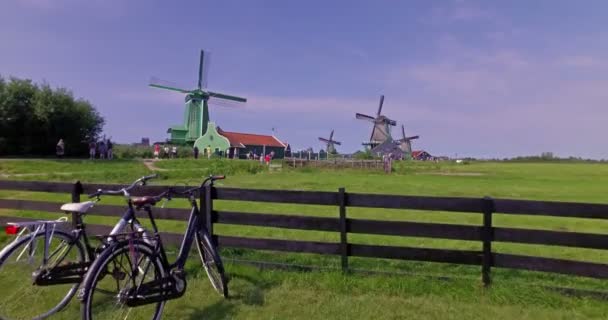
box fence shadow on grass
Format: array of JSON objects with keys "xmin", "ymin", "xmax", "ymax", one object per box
[
  {"xmin": 186, "ymin": 300, "xmax": 237, "ymax": 320},
  {"xmin": 183, "ymin": 270, "xmax": 280, "ymax": 319}
]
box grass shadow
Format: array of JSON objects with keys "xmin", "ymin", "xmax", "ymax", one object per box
[{"xmin": 186, "ymin": 300, "xmax": 237, "ymax": 320}]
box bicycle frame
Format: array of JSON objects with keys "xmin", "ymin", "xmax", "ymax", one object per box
[
  {"xmin": 8, "ymin": 198, "xmax": 152, "ymax": 287},
  {"xmin": 83, "ymin": 200, "xmax": 149, "ymax": 258},
  {"xmin": 143, "ymin": 192, "xmax": 203, "ymax": 272}
]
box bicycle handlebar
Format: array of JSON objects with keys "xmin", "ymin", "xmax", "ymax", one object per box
[
  {"xmin": 176, "ymin": 175, "xmax": 226, "ymax": 197},
  {"xmin": 87, "ymin": 174, "xmax": 223, "ymax": 200},
  {"xmin": 88, "ymin": 174, "xmax": 159, "ymax": 198}
]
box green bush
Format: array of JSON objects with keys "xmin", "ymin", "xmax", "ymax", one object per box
[
  {"xmin": 352, "ymin": 150, "xmax": 378, "ymax": 160},
  {"xmin": 113, "ymin": 144, "xmax": 152, "ymax": 159},
  {"xmin": 153, "ymin": 158, "xmax": 266, "ymax": 177}
]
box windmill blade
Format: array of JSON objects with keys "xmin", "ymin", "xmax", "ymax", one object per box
[
  {"xmin": 199, "ymin": 50, "xmax": 212, "ymax": 89},
  {"xmin": 402, "ymin": 125, "xmax": 406, "ymax": 139},
  {"xmin": 377, "ymin": 95, "xmax": 385, "ymax": 116},
  {"xmin": 198, "ymin": 50, "xmax": 205, "ymax": 89},
  {"xmin": 333, "ymin": 140, "xmax": 342, "ymax": 146},
  {"xmin": 319, "ymin": 137, "xmax": 331, "ymax": 143},
  {"xmin": 405, "ymin": 135, "xmax": 420, "ymax": 141},
  {"xmin": 149, "ymin": 77, "xmax": 190, "ymax": 93},
  {"xmin": 207, "ymin": 97, "xmax": 245, "ymax": 109},
  {"xmin": 356, "ymin": 113, "xmax": 375, "ymax": 122},
  {"xmin": 208, "ymin": 91, "xmax": 247, "ymax": 103},
  {"xmin": 329, "ymin": 130, "xmax": 334, "ymax": 141},
  {"xmin": 370, "ymin": 125, "xmax": 376, "ymax": 142}
]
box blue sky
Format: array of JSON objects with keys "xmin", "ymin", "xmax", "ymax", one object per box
[{"xmin": 2, "ymin": 0, "xmax": 608, "ymax": 159}]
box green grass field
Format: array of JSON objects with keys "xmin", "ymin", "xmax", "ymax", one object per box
[{"xmin": 1, "ymin": 159, "xmax": 607, "ymax": 319}]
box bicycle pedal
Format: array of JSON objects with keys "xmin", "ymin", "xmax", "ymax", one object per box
[{"xmin": 171, "ymin": 269, "xmax": 186, "ymax": 278}]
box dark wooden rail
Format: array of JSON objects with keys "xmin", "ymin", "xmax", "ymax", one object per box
[{"xmin": 1, "ymin": 179, "xmax": 608, "ymax": 285}]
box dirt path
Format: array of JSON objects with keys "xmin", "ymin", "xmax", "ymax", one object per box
[{"xmin": 142, "ymin": 159, "xmax": 168, "ymax": 172}]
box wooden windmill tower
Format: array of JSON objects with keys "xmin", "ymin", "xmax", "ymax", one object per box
[
  {"xmin": 150, "ymin": 50, "xmax": 246, "ymax": 144},
  {"xmin": 356, "ymin": 95, "xmax": 397, "ymax": 149},
  {"xmin": 318, "ymin": 129, "xmax": 341, "ymax": 154},
  {"xmin": 395, "ymin": 124, "xmax": 419, "ymax": 155}
]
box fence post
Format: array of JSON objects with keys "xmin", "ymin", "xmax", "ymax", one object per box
[
  {"xmin": 204, "ymin": 185, "xmax": 216, "ymax": 246},
  {"xmin": 72, "ymin": 181, "xmax": 83, "ymax": 229},
  {"xmin": 338, "ymin": 187, "xmax": 348, "ymax": 272},
  {"xmin": 481, "ymin": 196, "xmax": 495, "ymax": 286},
  {"xmin": 72, "ymin": 181, "xmax": 83, "ymax": 203}
]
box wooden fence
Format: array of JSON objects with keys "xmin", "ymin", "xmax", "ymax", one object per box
[{"xmin": 1, "ymin": 179, "xmax": 608, "ymax": 286}]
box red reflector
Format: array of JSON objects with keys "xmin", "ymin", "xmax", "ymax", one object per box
[{"xmin": 5, "ymin": 225, "xmax": 20, "ymax": 235}]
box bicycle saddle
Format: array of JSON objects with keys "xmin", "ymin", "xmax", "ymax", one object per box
[
  {"xmin": 131, "ymin": 196, "xmax": 157, "ymax": 207},
  {"xmin": 60, "ymin": 201, "xmax": 96, "ymax": 214}
]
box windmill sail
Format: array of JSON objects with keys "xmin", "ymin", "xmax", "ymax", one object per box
[
  {"xmin": 198, "ymin": 50, "xmax": 212, "ymax": 89},
  {"xmin": 377, "ymin": 95, "xmax": 384, "ymax": 116},
  {"xmin": 356, "ymin": 113, "xmax": 375, "ymax": 121},
  {"xmin": 198, "ymin": 50, "xmax": 205, "ymax": 89},
  {"xmin": 149, "ymin": 77, "xmax": 190, "ymax": 93},
  {"xmin": 208, "ymin": 91, "xmax": 247, "ymax": 103}
]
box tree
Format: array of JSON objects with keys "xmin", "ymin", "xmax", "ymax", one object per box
[{"xmin": 0, "ymin": 75, "xmax": 104, "ymax": 156}]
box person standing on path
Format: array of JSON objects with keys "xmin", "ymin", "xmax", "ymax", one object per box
[
  {"xmin": 89, "ymin": 141, "xmax": 96, "ymax": 160},
  {"xmin": 171, "ymin": 146, "xmax": 177, "ymax": 158},
  {"xmin": 56, "ymin": 139, "xmax": 65, "ymax": 158},
  {"xmin": 193, "ymin": 146, "xmax": 199, "ymax": 159},
  {"xmin": 153, "ymin": 144, "xmax": 160, "ymax": 159},
  {"xmin": 107, "ymin": 139, "xmax": 113, "ymax": 160},
  {"xmin": 98, "ymin": 141, "xmax": 106, "ymax": 160}
]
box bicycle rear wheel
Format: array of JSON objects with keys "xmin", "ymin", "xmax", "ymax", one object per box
[
  {"xmin": 195, "ymin": 230, "xmax": 228, "ymax": 298},
  {"xmin": 0, "ymin": 229, "xmax": 85, "ymax": 319},
  {"xmin": 80, "ymin": 239, "xmax": 165, "ymax": 320}
]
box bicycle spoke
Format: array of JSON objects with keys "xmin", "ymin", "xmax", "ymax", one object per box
[
  {"xmin": 85, "ymin": 243, "xmax": 164, "ymax": 320},
  {"xmin": 0, "ymin": 231, "xmax": 84, "ymax": 319}
]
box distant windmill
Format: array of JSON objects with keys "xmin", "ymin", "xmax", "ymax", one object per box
[
  {"xmin": 150, "ymin": 50, "xmax": 246, "ymax": 144},
  {"xmin": 356, "ymin": 95, "xmax": 397, "ymax": 149},
  {"xmin": 395, "ymin": 124, "xmax": 419, "ymax": 155},
  {"xmin": 318, "ymin": 129, "xmax": 341, "ymax": 154}
]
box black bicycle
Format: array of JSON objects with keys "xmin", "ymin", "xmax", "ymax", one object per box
[
  {"xmin": 0, "ymin": 174, "xmax": 158, "ymax": 320},
  {"xmin": 79, "ymin": 175, "xmax": 228, "ymax": 320}
]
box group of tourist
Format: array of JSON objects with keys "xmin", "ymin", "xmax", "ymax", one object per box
[
  {"xmin": 89, "ymin": 139, "xmax": 113, "ymax": 160},
  {"xmin": 246, "ymin": 151, "xmax": 275, "ymax": 164},
  {"xmin": 153, "ymin": 144, "xmax": 178, "ymax": 159},
  {"xmin": 54, "ymin": 138, "xmax": 113, "ymax": 160}
]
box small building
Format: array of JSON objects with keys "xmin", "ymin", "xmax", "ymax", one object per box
[
  {"xmin": 193, "ymin": 122, "xmax": 287, "ymax": 159},
  {"xmin": 370, "ymin": 140, "xmax": 405, "ymax": 160},
  {"xmin": 219, "ymin": 128, "xmax": 286, "ymax": 159},
  {"xmin": 412, "ymin": 150, "xmax": 433, "ymax": 161}
]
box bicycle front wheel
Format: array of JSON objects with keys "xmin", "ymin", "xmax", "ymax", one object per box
[
  {"xmin": 0, "ymin": 229, "xmax": 85, "ymax": 320},
  {"xmin": 80, "ymin": 239, "xmax": 165, "ymax": 320},
  {"xmin": 195, "ymin": 230, "xmax": 228, "ymax": 298}
]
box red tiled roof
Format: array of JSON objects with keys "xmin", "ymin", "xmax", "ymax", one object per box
[
  {"xmin": 412, "ymin": 150, "xmax": 433, "ymax": 158},
  {"xmin": 218, "ymin": 128, "xmax": 286, "ymax": 148}
]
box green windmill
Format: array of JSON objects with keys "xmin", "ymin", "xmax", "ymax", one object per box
[{"xmin": 150, "ymin": 50, "xmax": 247, "ymax": 145}]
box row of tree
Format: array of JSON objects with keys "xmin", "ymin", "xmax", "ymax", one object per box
[{"xmin": 0, "ymin": 75, "xmax": 104, "ymax": 156}]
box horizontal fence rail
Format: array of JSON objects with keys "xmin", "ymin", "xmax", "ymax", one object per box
[{"xmin": 1, "ymin": 180, "xmax": 608, "ymax": 286}]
